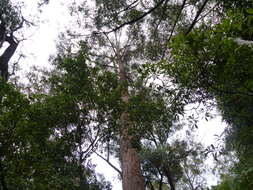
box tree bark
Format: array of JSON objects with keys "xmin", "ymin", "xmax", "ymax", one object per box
[
  {"xmin": 0, "ymin": 35, "xmax": 18, "ymax": 81},
  {"xmin": 162, "ymin": 166, "xmax": 175, "ymax": 190},
  {"xmin": 118, "ymin": 54, "xmax": 145, "ymax": 190},
  {"xmin": 0, "ymin": 21, "xmax": 6, "ymax": 48}
]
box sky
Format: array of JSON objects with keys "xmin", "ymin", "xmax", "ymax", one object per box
[
  {"xmin": 17, "ymin": 1, "xmax": 69, "ymax": 70},
  {"xmin": 15, "ymin": 0, "xmax": 226, "ymax": 189}
]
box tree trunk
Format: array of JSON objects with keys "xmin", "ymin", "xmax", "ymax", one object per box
[
  {"xmin": 0, "ymin": 35, "xmax": 18, "ymax": 81},
  {"xmin": 118, "ymin": 55, "xmax": 145, "ymax": 190},
  {"xmin": 162, "ymin": 167, "xmax": 175, "ymax": 190},
  {"xmin": 120, "ymin": 113, "xmax": 145, "ymax": 190}
]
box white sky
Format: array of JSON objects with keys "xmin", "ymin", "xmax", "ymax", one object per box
[
  {"xmin": 14, "ymin": 1, "xmax": 226, "ymax": 189},
  {"xmin": 17, "ymin": 0, "xmax": 71, "ymax": 71}
]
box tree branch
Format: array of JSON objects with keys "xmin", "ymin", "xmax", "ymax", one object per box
[
  {"xmin": 93, "ymin": 151, "xmax": 122, "ymax": 177},
  {"xmin": 0, "ymin": 34, "xmax": 18, "ymax": 81},
  {"xmin": 167, "ymin": 0, "xmax": 187, "ymax": 44},
  {"xmin": 162, "ymin": 0, "xmax": 187, "ymax": 58},
  {"xmin": 185, "ymin": 0, "xmax": 210, "ymax": 35},
  {"xmin": 103, "ymin": 0, "xmax": 167, "ymax": 34},
  {"xmin": 115, "ymin": 0, "xmax": 139, "ymax": 16},
  {"xmin": 162, "ymin": 166, "xmax": 175, "ymax": 190}
]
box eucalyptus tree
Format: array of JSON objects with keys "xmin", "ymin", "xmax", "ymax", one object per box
[
  {"xmin": 0, "ymin": 0, "xmax": 225, "ymax": 189},
  {"xmin": 67, "ymin": 1, "xmax": 179, "ymax": 189},
  {"xmin": 60, "ymin": 1, "xmax": 221, "ymax": 189},
  {"xmin": 58, "ymin": 0, "xmax": 253, "ymax": 189}
]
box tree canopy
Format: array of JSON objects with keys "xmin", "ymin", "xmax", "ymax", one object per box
[{"xmin": 1, "ymin": 0, "xmax": 253, "ymax": 190}]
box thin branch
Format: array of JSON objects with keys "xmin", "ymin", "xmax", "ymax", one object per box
[
  {"xmin": 102, "ymin": 0, "xmax": 167, "ymax": 34},
  {"xmin": 148, "ymin": 179, "xmax": 155, "ymax": 190},
  {"xmin": 167, "ymin": 0, "xmax": 187, "ymax": 44},
  {"xmin": 148, "ymin": 131, "xmax": 158, "ymax": 147},
  {"xmin": 162, "ymin": 166, "xmax": 175, "ymax": 190},
  {"xmin": 80, "ymin": 123, "xmax": 103, "ymax": 161},
  {"xmin": 161, "ymin": 0, "xmax": 187, "ymax": 59},
  {"xmin": 234, "ymin": 38, "xmax": 253, "ymax": 46},
  {"xmin": 9, "ymin": 54, "xmax": 23, "ymax": 77},
  {"xmin": 12, "ymin": 17, "xmax": 25, "ymax": 32},
  {"xmin": 182, "ymin": 160, "xmax": 195, "ymax": 190},
  {"xmin": 93, "ymin": 151, "xmax": 122, "ymax": 177},
  {"xmin": 243, "ymin": 84, "xmax": 253, "ymax": 94},
  {"xmin": 185, "ymin": 0, "xmax": 210, "ymax": 35},
  {"xmin": 159, "ymin": 173, "xmax": 164, "ymax": 190},
  {"xmin": 116, "ymin": 0, "xmax": 139, "ymax": 16},
  {"xmin": 103, "ymin": 32, "xmax": 117, "ymax": 55},
  {"xmin": 196, "ymin": 2, "xmax": 219, "ymax": 23}
]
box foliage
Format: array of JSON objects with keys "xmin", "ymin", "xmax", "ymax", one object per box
[
  {"xmin": 158, "ymin": 3, "xmax": 253, "ymax": 190},
  {"xmin": 211, "ymin": 166, "xmax": 253, "ymax": 190},
  {"xmin": 0, "ymin": 0, "xmax": 23, "ymax": 34},
  {"xmin": 141, "ymin": 127, "xmax": 208, "ymax": 190},
  {"xmin": 219, "ymin": 0, "xmax": 253, "ymax": 11},
  {"xmin": 164, "ymin": 7, "xmax": 253, "ymax": 145},
  {"xmin": 2, "ymin": 0, "xmax": 241, "ymax": 189},
  {"xmin": 47, "ymin": 0, "xmax": 222, "ymax": 188},
  {"xmin": 0, "ymin": 45, "xmax": 113, "ymax": 189}
]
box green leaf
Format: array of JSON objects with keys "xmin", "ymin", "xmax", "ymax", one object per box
[{"xmin": 246, "ymin": 8, "xmax": 253, "ymax": 14}]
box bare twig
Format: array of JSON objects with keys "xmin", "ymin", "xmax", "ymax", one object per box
[{"xmin": 9, "ymin": 54, "xmax": 23, "ymax": 77}]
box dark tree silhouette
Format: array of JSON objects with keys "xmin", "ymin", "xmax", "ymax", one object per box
[{"xmin": 0, "ymin": 22, "xmax": 18, "ymax": 81}]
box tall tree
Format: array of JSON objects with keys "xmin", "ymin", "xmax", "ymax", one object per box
[
  {"xmin": 0, "ymin": 0, "xmax": 224, "ymax": 189},
  {"xmin": 65, "ymin": 0, "xmax": 219, "ymax": 189}
]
